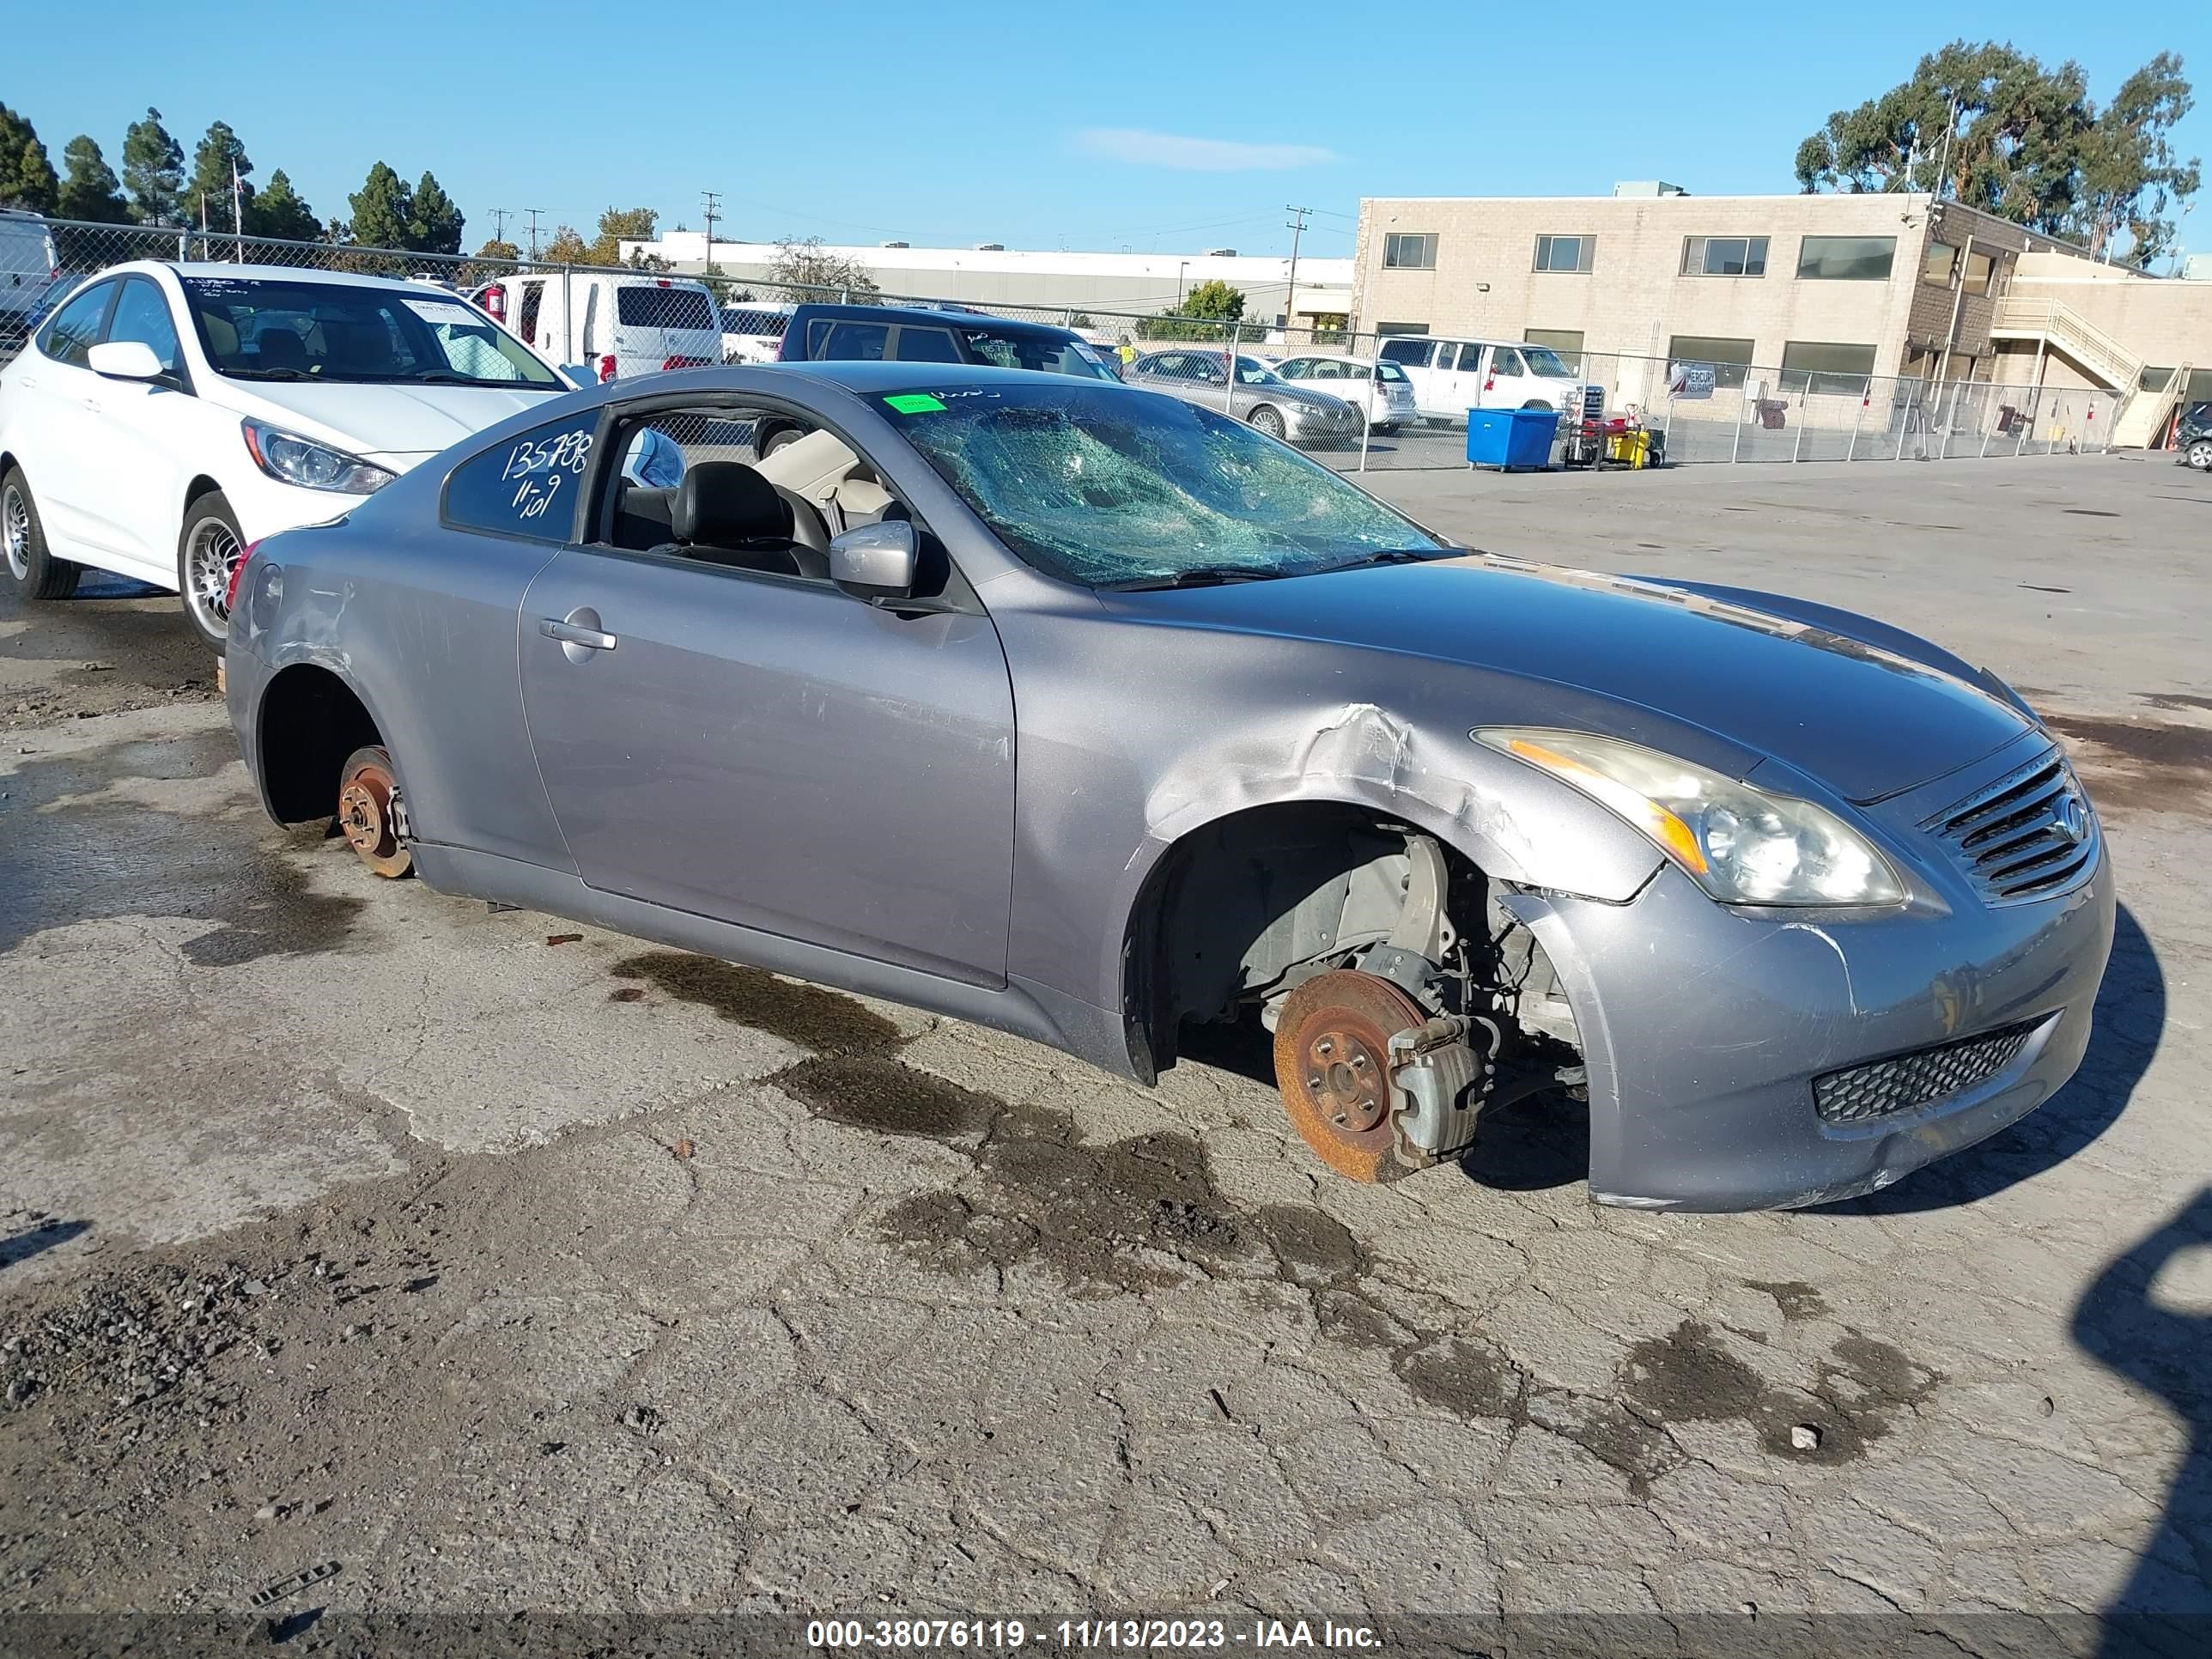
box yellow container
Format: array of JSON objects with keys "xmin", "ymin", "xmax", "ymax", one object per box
[{"xmin": 1607, "ymin": 428, "xmax": 1651, "ymax": 468}]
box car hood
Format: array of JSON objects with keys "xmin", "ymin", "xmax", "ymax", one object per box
[
  {"xmin": 218, "ymin": 380, "xmax": 567, "ymax": 468},
  {"xmin": 1112, "ymin": 554, "xmax": 2035, "ymax": 803}
]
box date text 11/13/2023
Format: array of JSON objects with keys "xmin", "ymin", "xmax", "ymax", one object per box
[{"xmin": 804, "ymin": 1618, "xmax": 1382, "ymax": 1650}]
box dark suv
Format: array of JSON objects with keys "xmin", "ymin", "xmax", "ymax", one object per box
[
  {"xmin": 2178, "ymin": 401, "xmax": 2212, "ymax": 471},
  {"xmin": 757, "ymin": 304, "xmax": 1123, "ymax": 453},
  {"xmin": 779, "ymin": 304, "xmax": 1117, "ymax": 380}
]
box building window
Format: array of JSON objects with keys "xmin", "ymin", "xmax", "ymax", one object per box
[
  {"xmin": 1375, "ymin": 321, "xmax": 1430, "ymax": 337},
  {"xmin": 1921, "ymin": 242, "xmax": 1958, "ymax": 287},
  {"xmin": 1382, "ymin": 233, "xmax": 1437, "ymax": 270},
  {"xmin": 1961, "ymin": 249, "xmax": 1996, "ymax": 295},
  {"xmin": 1667, "ymin": 335, "xmax": 1756, "ymax": 390},
  {"xmin": 1525, "ymin": 328, "xmax": 1585, "ymax": 372},
  {"xmin": 1778, "ymin": 341, "xmax": 1877, "ymax": 396},
  {"xmin": 1680, "ymin": 235, "xmax": 1768, "ymax": 276},
  {"xmin": 1796, "ymin": 235, "xmax": 1896, "ymax": 281},
  {"xmin": 1533, "ymin": 234, "xmax": 1596, "ymax": 273}
]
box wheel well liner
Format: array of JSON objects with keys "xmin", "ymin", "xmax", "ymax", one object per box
[
  {"xmin": 1122, "ymin": 801, "xmax": 1479, "ymax": 1077},
  {"xmin": 258, "ymin": 664, "xmax": 382, "ymax": 823}
]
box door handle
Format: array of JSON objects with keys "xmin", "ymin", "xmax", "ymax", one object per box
[{"xmin": 538, "ymin": 617, "xmax": 617, "ymax": 651}]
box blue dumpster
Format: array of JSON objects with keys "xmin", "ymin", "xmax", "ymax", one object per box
[{"xmin": 1466, "ymin": 407, "xmax": 1559, "ymax": 470}]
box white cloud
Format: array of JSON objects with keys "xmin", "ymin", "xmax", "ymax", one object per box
[{"xmin": 1075, "ymin": 128, "xmax": 1340, "ymax": 172}]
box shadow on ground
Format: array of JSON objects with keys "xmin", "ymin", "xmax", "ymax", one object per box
[{"xmin": 2072, "ymin": 1186, "xmax": 2212, "ymax": 1652}]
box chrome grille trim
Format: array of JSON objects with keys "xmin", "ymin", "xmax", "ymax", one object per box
[{"xmin": 1923, "ymin": 745, "xmax": 2099, "ymax": 906}]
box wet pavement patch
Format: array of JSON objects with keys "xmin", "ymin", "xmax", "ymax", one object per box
[
  {"xmin": 608, "ymin": 951, "xmax": 904, "ymax": 1054},
  {"xmin": 778, "ymin": 1053, "xmax": 998, "ymax": 1139},
  {"xmin": 0, "ymin": 727, "xmax": 365, "ymax": 960},
  {"xmin": 1746, "ymin": 1279, "xmax": 1830, "ymax": 1321},
  {"xmin": 1620, "ymin": 1319, "xmax": 1942, "ymax": 1468}
]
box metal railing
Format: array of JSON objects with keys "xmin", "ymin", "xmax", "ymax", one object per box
[{"xmin": 0, "ymin": 216, "xmax": 2127, "ymax": 476}]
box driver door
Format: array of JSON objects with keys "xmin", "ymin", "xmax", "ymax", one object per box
[{"xmin": 517, "ymin": 399, "xmax": 1018, "ymax": 985}]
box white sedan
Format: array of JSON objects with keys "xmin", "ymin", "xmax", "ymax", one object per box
[
  {"xmin": 0, "ymin": 261, "xmax": 574, "ymax": 653},
  {"xmin": 1271, "ymin": 352, "xmax": 1419, "ymax": 432}
]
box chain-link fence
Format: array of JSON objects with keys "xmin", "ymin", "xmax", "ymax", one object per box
[{"xmin": 1, "ymin": 216, "xmax": 2127, "ymax": 477}]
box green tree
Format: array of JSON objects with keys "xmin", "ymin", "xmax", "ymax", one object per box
[
  {"xmin": 248, "ymin": 169, "xmax": 318, "ymax": 241},
  {"xmin": 56, "ymin": 136, "xmax": 127, "ymax": 222},
  {"xmin": 1136, "ymin": 276, "xmax": 1245, "ymax": 340},
  {"xmin": 765, "ymin": 236, "xmax": 879, "ymax": 301},
  {"xmin": 541, "ymin": 224, "xmax": 589, "ymax": 264},
  {"xmin": 1794, "ymin": 41, "xmax": 2197, "ymax": 264},
  {"xmin": 346, "ymin": 161, "xmax": 413, "ymax": 251},
  {"xmin": 2069, "ymin": 53, "xmax": 2201, "ymax": 265},
  {"xmin": 120, "ymin": 106, "xmax": 185, "ymax": 225},
  {"xmin": 585, "ymin": 205, "xmax": 658, "ymax": 266},
  {"xmin": 476, "ymin": 237, "xmax": 520, "ymax": 262},
  {"xmin": 408, "ymin": 171, "xmax": 464, "ymax": 255},
  {"xmin": 185, "ymin": 119, "xmax": 254, "ymax": 233},
  {"xmin": 0, "ymin": 103, "xmax": 58, "ymax": 214}
]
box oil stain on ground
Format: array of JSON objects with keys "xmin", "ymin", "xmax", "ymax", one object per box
[
  {"xmin": 2044, "ymin": 712, "xmax": 2212, "ymax": 816},
  {"xmin": 608, "ymin": 951, "xmax": 904, "ymax": 1054},
  {"xmin": 624, "ymin": 950, "xmax": 1947, "ymax": 1492}
]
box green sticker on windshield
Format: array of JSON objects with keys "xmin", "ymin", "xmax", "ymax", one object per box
[{"xmin": 884, "ymin": 392, "xmax": 947, "ymax": 414}]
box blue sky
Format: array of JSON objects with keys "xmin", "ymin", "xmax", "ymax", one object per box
[{"xmin": 8, "ymin": 1, "xmax": 2206, "ymax": 261}]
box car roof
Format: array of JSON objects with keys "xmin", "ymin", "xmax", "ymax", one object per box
[
  {"xmin": 789, "ymin": 301, "xmax": 1080, "ymax": 338},
  {"xmin": 752, "ymin": 359, "xmax": 1096, "ymax": 393},
  {"xmin": 102, "ymin": 259, "xmax": 466, "ymax": 297}
]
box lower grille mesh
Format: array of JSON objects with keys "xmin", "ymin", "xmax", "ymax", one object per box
[{"xmin": 1813, "ymin": 1022, "xmax": 2039, "ymax": 1126}]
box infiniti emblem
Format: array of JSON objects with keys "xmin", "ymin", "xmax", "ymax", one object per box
[{"xmin": 2051, "ymin": 791, "xmax": 2089, "ymax": 845}]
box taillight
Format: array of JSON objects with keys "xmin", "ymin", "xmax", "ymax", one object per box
[
  {"xmin": 662, "ymin": 356, "xmax": 709, "ymax": 372},
  {"xmin": 598, "ymin": 355, "xmax": 618, "ymax": 384},
  {"xmin": 224, "ymin": 540, "xmax": 259, "ymax": 616}
]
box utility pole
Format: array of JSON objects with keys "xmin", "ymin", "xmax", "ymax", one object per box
[
  {"xmin": 489, "ymin": 208, "xmax": 512, "ymax": 247},
  {"xmin": 524, "ymin": 209, "xmax": 545, "ymax": 260},
  {"xmin": 701, "ymin": 189, "xmax": 723, "ymax": 273},
  {"xmin": 1932, "ymin": 92, "xmax": 1962, "ymax": 202},
  {"xmin": 1284, "ymin": 204, "xmax": 1311, "ymax": 342}
]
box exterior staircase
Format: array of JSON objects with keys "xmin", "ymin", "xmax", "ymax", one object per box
[
  {"xmin": 1990, "ymin": 297, "xmax": 2146, "ymax": 444},
  {"xmin": 2112, "ymin": 363, "xmax": 2193, "ymax": 450}
]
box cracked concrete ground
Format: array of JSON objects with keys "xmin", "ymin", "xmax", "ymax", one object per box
[{"xmin": 0, "ymin": 453, "xmax": 2206, "ymax": 1650}]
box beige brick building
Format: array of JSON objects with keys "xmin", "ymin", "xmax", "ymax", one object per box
[{"xmin": 1351, "ymin": 188, "xmax": 2210, "ymax": 442}]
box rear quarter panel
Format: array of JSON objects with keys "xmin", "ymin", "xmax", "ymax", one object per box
[{"xmin": 240, "ymin": 502, "xmax": 572, "ymax": 870}]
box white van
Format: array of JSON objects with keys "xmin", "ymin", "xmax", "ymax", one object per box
[
  {"xmin": 1376, "ymin": 336, "xmax": 1593, "ymax": 422},
  {"xmin": 720, "ymin": 301, "xmax": 795, "ymax": 365},
  {"xmin": 2, "ymin": 210, "xmax": 61, "ymax": 341},
  {"xmin": 468, "ymin": 271, "xmax": 720, "ymax": 383}
]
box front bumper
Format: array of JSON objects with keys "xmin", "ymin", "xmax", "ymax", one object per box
[{"xmin": 1503, "ymin": 842, "xmax": 2116, "ymax": 1212}]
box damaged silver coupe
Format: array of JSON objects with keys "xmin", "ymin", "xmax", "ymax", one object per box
[{"xmin": 224, "ymin": 362, "xmax": 2115, "ymax": 1210}]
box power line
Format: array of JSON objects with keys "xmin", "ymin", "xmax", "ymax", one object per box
[{"xmin": 523, "ymin": 209, "xmax": 545, "ymax": 259}]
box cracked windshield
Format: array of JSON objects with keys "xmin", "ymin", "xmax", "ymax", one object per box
[{"xmin": 887, "ymin": 384, "xmax": 1444, "ymax": 586}]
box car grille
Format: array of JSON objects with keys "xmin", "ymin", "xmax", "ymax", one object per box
[
  {"xmin": 1923, "ymin": 746, "xmax": 2098, "ymax": 904},
  {"xmin": 1813, "ymin": 1021, "xmax": 2039, "ymax": 1126}
]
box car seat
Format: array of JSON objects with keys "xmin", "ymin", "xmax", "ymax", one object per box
[{"xmin": 662, "ymin": 461, "xmax": 831, "ymax": 579}]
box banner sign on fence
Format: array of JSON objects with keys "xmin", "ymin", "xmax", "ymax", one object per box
[{"xmin": 1667, "ymin": 362, "xmax": 1717, "ymax": 401}]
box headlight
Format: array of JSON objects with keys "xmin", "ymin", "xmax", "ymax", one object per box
[
  {"xmin": 240, "ymin": 419, "xmax": 395, "ymax": 495},
  {"xmin": 1474, "ymin": 727, "xmax": 1905, "ymax": 908}
]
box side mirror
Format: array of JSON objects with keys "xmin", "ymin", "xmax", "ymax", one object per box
[
  {"xmin": 87, "ymin": 340, "xmax": 167, "ymax": 382},
  {"xmin": 558, "ymin": 363, "xmax": 595, "ymax": 389},
  {"xmin": 829, "ymin": 520, "xmax": 919, "ymax": 603}
]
